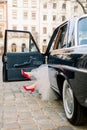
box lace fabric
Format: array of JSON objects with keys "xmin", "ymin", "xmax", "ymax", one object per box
[{"xmin": 32, "ymin": 64, "xmax": 58, "ymax": 100}]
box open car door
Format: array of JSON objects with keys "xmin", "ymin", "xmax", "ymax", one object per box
[{"xmin": 2, "ymin": 30, "xmax": 44, "ymax": 82}]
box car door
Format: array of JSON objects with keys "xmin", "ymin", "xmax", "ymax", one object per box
[{"xmin": 2, "ymin": 30, "xmax": 44, "ymax": 82}]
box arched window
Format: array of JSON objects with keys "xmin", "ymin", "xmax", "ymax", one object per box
[
  {"xmin": 11, "ymin": 43, "xmax": 16, "ymax": 52},
  {"xmin": 22, "ymin": 43, "xmax": 26, "ymax": 52}
]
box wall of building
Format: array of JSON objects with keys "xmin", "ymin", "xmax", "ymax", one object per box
[
  {"xmin": 0, "ymin": 0, "xmax": 7, "ymax": 55},
  {"xmin": 0, "ymin": 0, "xmax": 85, "ymax": 54}
]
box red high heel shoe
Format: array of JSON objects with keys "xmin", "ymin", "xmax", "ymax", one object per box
[
  {"xmin": 23, "ymin": 85, "xmax": 35, "ymax": 93},
  {"xmin": 21, "ymin": 69, "xmax": 30, "ymax": 79}
]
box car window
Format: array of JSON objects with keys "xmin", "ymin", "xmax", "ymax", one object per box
[
  {"xmin": 6, "ymin": 31, "xmax": 38, "ymax": 53},
  {"xmin": 53, "ymin": 24, "xmax": 67, "ymax": 50},
  {"xmin": 67, "ymin": 18, "xmax": 75, "ymax": 47},
  {"xmin": 78, "ymin": 17, "xmax": 87, "ymax": 45}
]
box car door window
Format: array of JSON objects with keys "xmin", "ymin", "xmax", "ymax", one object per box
[{"xmin": 6, "ymin": 30, "xmax": 38, "ymax": 53}]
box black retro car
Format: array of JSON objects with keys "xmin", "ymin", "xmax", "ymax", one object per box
[{"xmin": 2, "ymin": 15, "xmax": 87, "ymax": 125}]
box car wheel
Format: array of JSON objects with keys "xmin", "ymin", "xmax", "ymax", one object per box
[{"xmin": 63, "ymin": 80, "xmax": 87, "ymax": 125}]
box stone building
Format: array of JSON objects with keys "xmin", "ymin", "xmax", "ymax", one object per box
[
  {"xmin": 0, "ymin": 0, "xmax": 86, "ymax": 53},
  {"xmin": 0, "ymin": 0, "xmax": 7, "ymax": 55}
]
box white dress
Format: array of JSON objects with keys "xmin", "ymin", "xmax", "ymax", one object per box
[{"xmin": 31, "ymin": 64, "xmax": 58, "ymax": 100}]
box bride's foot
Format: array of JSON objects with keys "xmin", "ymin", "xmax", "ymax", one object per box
[
  {"xmin": 23, "ymin": 85, "xmax": 35, "ymax": 92},
  {"xmin": 21, "ymin": 69, "xmax": 30, "ymax": 79}
]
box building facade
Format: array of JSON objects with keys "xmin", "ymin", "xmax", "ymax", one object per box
[
  {"xmin": 0, "ymin": 0, "xmax": 7, "ymax": 54},
  {"xmin": 0, "ymin": 0, "xmax": 86, "ymax": 53}
]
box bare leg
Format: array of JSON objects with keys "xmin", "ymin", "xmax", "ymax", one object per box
[
  {"xmin": 25, "ymin": 81, "xmax": 38, "ymax": 89},
  {"xmin": 23, "ymin": 71, "xmax": 33, "ymax": 77},
  {"xmin": 21, "ymin": 69, "xmax": 34, "ymax": 79},
  {"xmin": 23, "ymin": 81, "xmax": 38, "ymax": 92}
]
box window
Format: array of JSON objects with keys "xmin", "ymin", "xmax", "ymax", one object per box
[
  {"xmin": 7, "ymin": 31, "xmax": 38, "ymax": 53},
  {"xmin": 43, "ymin": 15, "xmax": 47, "ymax": 21},
  {"xmin": 42, "ymin": 45, "xmax": 47, "ymax": 53},
  {"xmin": 62, "ymin": 16, "xmax": 66, "ymax": 21},
  {"xmin": 53, "ymin": 3, "xmax": 57, "ymax": 9},
  {"xmin": 53, "ymin": 15, "xmax": 56, "ymax": 21},
  {"xmin": 23, "ymin": 11, "xmax": 28, "ymax": 19},
  {"xmin": 0, "ymin": 31, "xmax": 3, "ymax": 38},
  {"xmin": 43, "ymin": 39, "xmax": 47, "ymax": 44},
  {"xmin": 22, "ymin": 43, "xmax": 26, "ymax": 52},
  {"xmin": 74, "ymin": 5, "xmax": 78, "ymax": 12},
  {"xmin": 62, "ymin": 3, "xmax": 66, "ymax": 9},
  {"xmin": 53, "ymin": 24, "xmax": 67, "ymax": 50},
  {"xmin": 78, "ymin": 17, "xmax": 87, "ymax": 45},
  {"xmin": 31, "ymin": 26, "xmax": 36, "ymax": 32},
  {"xmin": 11, "ymin": 43, "xmax": 16, "ymax": 52},
  {"xmin": 32, "ymin": 12, "xmax": 36, "ymax": 20},
  {"xmin": 43, "ymin": 27, "xmax": 47, "ymax": 34},
  {"xmin": 23, "ymin": 0, "xmax": 28, "ymax": 7},
  {"xmin": 12, "ymin": 11, "xmax": 17, "ymax": 19},
  {"xmin": 23, "ymin": 26, "xmax": 28, "ymax": 31},
  {"xmin": 12, "ymin": 0, "xmax": 17, "ymax": 7},
  {"xmin": 0, "ymin": 10, "xmax": 3, "ymax": 20},
  {"xmin": 12, "ymin": 26, "xmax": 17, "ymax": 30},
  {"xmin": 43, "ymin": 3, "xmax": 47, "ymax": 8},
  {"xmin": 31, "ymin": 0, "xmax": 37, "ymax": 8},
  {"xmin": 0, "ymin": 14, "xmax": 2, "ymax": 20}
]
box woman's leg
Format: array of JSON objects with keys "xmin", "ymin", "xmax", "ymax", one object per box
[
  {"xmin": 23, "ymin": 81, "xmax": 38, "ymax": 92},
  {"xmin": 23, "ymin": 72, "xmax": 33, "ymax": 77},
  {"xmin": 21, "ymin": 69, "xmax": 34, "ymax": 79},
  {"xmin": 24, "ymin": 81, "xmax": 38, "ymax": 89}
]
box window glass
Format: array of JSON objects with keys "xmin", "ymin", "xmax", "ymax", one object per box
[
  {"xmin": 6, "ymin": 31, "xmax": 38, "ymax": 53},
  {"xmin": 62, "ymin": 15, "xmax": 66, "ymax": 21},
  {"xmin": 49, "ymin": 24, "xmax": 67, "ymax": 52},
  {"xmin": 67, "ymin": 18, "xmax": 75, "ymax": 47},
  {"xmin": 12, "ymin": 0, "xmax": 17, "ymax": 7},
  {"xmin": 32, "ymin": 12, "xmax": 36, "ymax": 20},
  {"xmin": 12, "ymin": 10, "xmax": 17, "ymax": 19},
  {"xmin": 21, "ymin": 43, "xmax": 26, "ymax": 52},
  {"xmin": 43, "ymin": 15, "xmax": 47, "ymax": 21},
  {"xmin": 12, "ymin": 26, "xmax": 17, "ymax": 30},
  {"xmin": 23, "ymin": 0, "xmax": 28, "ymax": 7},
  {"xmin": 11, "ymin": 43, "xmax": 16, "ymax": 52},
  {"xmin": 23, "ymin": 26, "xmax": 28, "ymax": 31},
  {"xmin": 53, "ymin": 15, "xmax": 56, "ymax": 21},
  {"xmin": 0, "ymin": 10, "xmax": 3, "ymax": 20},
  {"xmin": 78, "ymin": 17, "xmax": 87, "ymax": 45},
  {"xmin": 43, "ymin": 27, "xmax": 47, "ymax": 34},
  {"xmin": 53, "ymin": 3, "xmax": 56, "ymax": 9},
  {"xmin": 23, "ymin": 11, "xmax": 28, "ymax": 19},
  {"xmin": 0, "ymin": 31, "xmax": 3, "ymax": 38},
  {"xmin": 62, "ymin": 3, "xmax": 66, "ymax": 9},
  {"xmin": 43, "ymin": 3, "xmax": 47, "ymax": 8},
  {"xmin": 31, "ymin": 0, "xmax": 37, "ymax": 8},
  {"xmin": 53, "ymin": 24, "xmax": 67, "ymax": 50},
  {"xmin": 74, "ymin": 5, "xmax": 78, "ymax": 12}
]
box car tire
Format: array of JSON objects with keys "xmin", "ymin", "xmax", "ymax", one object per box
[{"xmin": 63, "ymin": 80, "xmax": 87, "ymax": 125}]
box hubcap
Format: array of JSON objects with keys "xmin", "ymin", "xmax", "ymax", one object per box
[{"xmin": 63, "ymin": 81, "xmax": 74, "ymax": 119}]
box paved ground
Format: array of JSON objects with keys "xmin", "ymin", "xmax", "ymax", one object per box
[{"xmin": 0, "ymin": 57, "xmax": 87, "ymax": 130}]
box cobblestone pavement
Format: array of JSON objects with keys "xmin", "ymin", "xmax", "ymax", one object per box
[{"xmin": 0, "ymin": 58, "xmax": 87, "ymax": 130}]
